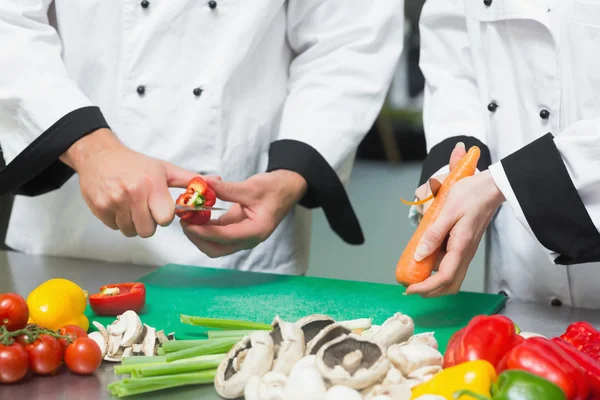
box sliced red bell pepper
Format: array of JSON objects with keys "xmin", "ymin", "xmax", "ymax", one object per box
[
  {"xmin": 559, "ymin": 322, "xmax": 600, "ymax": 351},
  {"xmin": 89, "ymin": 282, "xmax": 146, "ymax": 316},
  {"xmin": 503, "ymin": 337, "xmax": 589, "ymax": 400},
  {"xmin": 175, "ymin": 176, "xmax": 216, "ymax": 225},
  {"xmin": 551, "ymin": 337, "xmax": 600, "ymax": 397},
  {"xmin": 443, "ymin": 315, "xmax": 520, "ymax": 371}
]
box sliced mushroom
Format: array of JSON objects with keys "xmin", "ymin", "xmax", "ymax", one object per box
[
  {"xmin": 305, "ymin": 323, "xmax": 351, "ymax": 355},
  {"xmin": 92, "ymin": 321, "xmax": 110, "ymax": 342},
  {"xmin": 316, "ymin": 333, "xmax": 389, "ymax": 390},
  {"xmin": 338, "ymin": 318, "xmax": 372, "ymax": 332},
  {"xmin": 325, "ymin": 385, "xmax": 363, "ymax": 400},
  {"xmin": 284, "ymin": 366, "xmax": 327, "ymax": 400},
  {"xmin": 122, "ymin": 347, "xmax": 133, "ymax": 358},
  {"xmin": 404, "ymin": 332, "xmax": 438, "ymax": 350},
  {"xmin": 382, "ymin": 368, "xmax": 404, "ymax": 385},
  {"xmin": 295, "ymin": 314, "xmax": 335, "ymax": 345},
  {"xmin": 407, "ymin": 365, "xmax": 442, "ymax": 380},
  {"xmin": 363, "ymin": 383, "xmax": 411, "ymax": 400},
  {"xmin": 370, "ymin": 313, "xmax": 414, "ymax": 349},
  {"xmin": 289, "ymin": 355, "xmax": 317, "ymax": 377},
  {"xmin": 132, "ymin": 344, "xmax": 143, "ymax": 355},
  {"xmin": 120, "ymin": 310, "xmax": 144, "ymax": 347},
  {"xmin": 214, "ymin": 331, "xmax": 275, "ymax": 399},
  {"xmin": 403, "ymin": 378, "xmax": 423, "ymax": 389},
  {"xmin": 142, "ymin": 324, "xmax": 157, "ymax": 356},
  {"xmin": 269, "ymin": 316, "xmax": 305, "ymax": 375},
  {"xmin": 88, "ymin": 332, "xmax": 107, "ymax": 358},
  {"xmin": 370, "ymin": 396, "xmax": 394, "ymax": 400},
  {"xmin": 167, "ymin": 332, "xmax": 176, "ymax": 340},
  {"xmin": 107, "ymin": 315, "xmax": 129, "ymax": 336},
  {"xmin": 104, "ymin": 348, "xmax": 124, "ymax": 362},
  {"xmin": 107, "ymin": 333, "xmax": 123, "ymax": 356},
  {"xmin": 361, "ymin": 325, "xmax": 381, "ymax": 338},
  {"xmin": 387, "ymin": 343, "xmax": 443, "ymax": 376},
  {"xmin": 156, "ymin": 330, "xmax": 169, "ymax": 344},
  {"xmin": 257, "ymin": 371, "xmax": 287, "ymax": 400},
  {"xmin": 244, "ymin": 375, "xmax": 261, "ymax": 400}
]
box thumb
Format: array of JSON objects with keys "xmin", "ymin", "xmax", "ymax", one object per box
[
  {"xmin": 449, "ymin": 142, "xmax": 467, "ymax": 171},
  {"xmin": 205, "ymin": 177, "xmax": 256, "ymax": 204},
  {"xmin": 414, "ymin": 210, "xmax": 455, "ymax": 262},
  {"xmin": 162, "ymin": 161, "xmax": 198, "ymax": 189}
]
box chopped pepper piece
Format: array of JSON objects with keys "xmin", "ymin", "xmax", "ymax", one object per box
[
  {"xmin": 410, "ymin": 360, "xmax": 496, "ymax": 400},
  {"xmin": 559, "ymin": 322, "xmax": 600, "ymax": 351},
  {"xmin": 89, "ymin": 282, "xmax": 146, "ymax": 316},
  {"xmin": 175, "ymin": 176, "xmax": 216, "ymax": 225},
  {"xmin": 455, "ymin": 370, "xmax": 567, "ymax": 400},
  {"xmin": 27, "ymin": 278, "xmax": 89, "ymax": 332},
  {"xmin": 502, "ymin": 337, "xmax": 589, "ymax": 400},
  {"xmin": 444, "ymin": 315, "xmax": 521, "ymax": 370},
  {"xmin": 551, "ymin": 337, "xmax": 600, "ymax": 398}
]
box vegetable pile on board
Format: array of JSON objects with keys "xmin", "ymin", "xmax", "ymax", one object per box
[{"xmin": 0, "ymin": 291, "xmax": 102, "ymax": 383}]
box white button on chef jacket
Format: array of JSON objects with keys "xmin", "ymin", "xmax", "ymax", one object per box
[{"xmin": 0, "ymin": 1, "xmax": 405, "ymax": 275}]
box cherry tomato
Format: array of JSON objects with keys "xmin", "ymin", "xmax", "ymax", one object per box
[
  {"xmin": 64, "ymin": 337, "xmax": 102, "ymax": 375},
  {"xmin": 0, "ymin": 342, "xmax": 29, "ymax": 383},
  {"xmin": 23, "ymin": 334, "xmax": 63, "ymax": 375},
  {"xmin": 0, "ymin": 293, "xmax": 29, "ymax": 331},
  {"xmin": 58, "ymin": 325, "xmax": 88, "ymax": 350}
]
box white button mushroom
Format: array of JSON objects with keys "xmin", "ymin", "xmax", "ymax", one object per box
[
  {"xmin": 387, "ymin": 343, "xmax": 443, "ymax": 376},
  {"xmin": 370, "ymin": 313, "xmax": 415, "ymax": 349},
  {"xmin": 325, "ymin": 385, "xmax": 363, "ymax": 400},
  {"xmin": 284, "ymin": 366, "xmax": 327, "ymax": 400},
  {"xmin": 270, "ymin": 316, "xmax": 305, "ymax": 375}
]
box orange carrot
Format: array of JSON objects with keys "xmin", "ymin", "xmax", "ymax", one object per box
[
  {"xmin": 399, "ymin": 193, "xmax": 434, "ymax": 206},
  {"xmin": 396, "ymin": 146, "xmax": 481, "ymax": 287}
]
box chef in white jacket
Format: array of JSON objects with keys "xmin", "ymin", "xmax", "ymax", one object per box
[
  {"xmin": 0, "ymin": 1, "xmax": 404, "ymax": 274},
  {"xmin": 405, "ymin": 0, "xmax": 600, "ymax": 309}
]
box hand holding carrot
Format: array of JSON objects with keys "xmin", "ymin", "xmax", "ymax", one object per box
[{"xmin": 403, "ymin": 168, "xmax": 506, "ymax": 297}]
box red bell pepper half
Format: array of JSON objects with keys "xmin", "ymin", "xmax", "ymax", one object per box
[
  {"xmin": 502, "ymin": 336, "xmax": 589, "ymax": 400},
  {"xmin": 443, "ymin": 315, "xmax": 520, "ymax": 371},
  {"xmin": 551, "ymin": 337, "xmax": 600, "ymax": 398},
  {"xmin": 89, "ymin": 282, "xmax": 146, "ymax": 316},
  {"xmin": 560, "ymin": 321, "xmax": 600, "ymax": 351},
  {"xmin": 175, "ymin": 176, "xmax": 216, "ymax": 226}
]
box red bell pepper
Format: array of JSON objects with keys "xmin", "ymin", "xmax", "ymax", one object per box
[
  {"xmin": 175, "ymin": 176, "xmax": 216, "ymax": 225},
  {"xmin": 89, "ymin": 282, "xmax": 146, "ymax": 316},
  {"xmin": 560, "ymin": 322, "xmax": 600, "ymax": 351},
  {"xmin": 443, "ymin": 315, "xmax": 520, "ymax": 370},
  {"xmin": 503, "ymin": 337, "xmax": 589, "ymax": 400},
  {"xmin": 551, "ymin": 337, "xmax": 600, "ymax": 398}
]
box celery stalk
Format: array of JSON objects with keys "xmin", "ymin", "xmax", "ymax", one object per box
[
  {"xmin": 121, "ymin": 356, "xmax": 167, "ymax": 365},
  {"xmin": 115, "ymin": 362, "xmax": 164, "ymax": 375},
  {"xmin": 134, "ymin": 354, "xmax": 224, "ymax": 377},
  {"xmin": 161, "ymin": 337, "xmax": 239, "ymax": 354},
  {"xmin": 207, "ymin": 329, "xmax": 257, "ymax": 339},
  {"xmin": 166, "ymin": 339, "xmax": 238, "ymax": 362},
  {"xmin": 120, "ymin": 370, "xmax": 216, "ymax": 388},
  {"xmin": 180, "ymin": 315, "xmax": 271, "ymax": 330},
  {"xmin": 157, "ymin": 347, "xmax": 165, "ymax": 356}
]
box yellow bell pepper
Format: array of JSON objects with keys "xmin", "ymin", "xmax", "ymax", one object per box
[
  {"xmin": 27, "ymin": 278, "xmax": 89, "ymax": 332},
  {"xmin": 410, "ymin": 360, "xmax": 496, "ymax": 400}
]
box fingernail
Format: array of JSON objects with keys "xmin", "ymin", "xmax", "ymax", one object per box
[
  {"xmin": 414, "ymin": 242, "xmax": 429, "ymax": 262},
  {"xmin": 456, "ymin": 142, "xmax": 465, "ymax": 149}
]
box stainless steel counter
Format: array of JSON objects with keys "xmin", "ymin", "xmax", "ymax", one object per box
[{"xmin": 1, "ymin": 250, "xmax": 599, "ymax": 399}]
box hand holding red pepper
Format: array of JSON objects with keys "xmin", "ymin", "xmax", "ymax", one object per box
[
  {"xmin": 175, "ymin": 176, "xmax": 218, "ymax": 225},
  {"xmin": 182, "ymin": 171, "xmax": 307, "ymax": 258}
]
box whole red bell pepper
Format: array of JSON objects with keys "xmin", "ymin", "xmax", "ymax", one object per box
[
  {"xmin": 551, "ymin": 337, "xmax": 600, "ymax": 398},
  {"xmin": 175, "ymin": 176, "xmax": 216, "ymax": 225},
  {"xmin": 443, "ymin": 315, "xmax": 521, "ymax": 370},
  {"xmin": 89, "ymin": 282, "xmax": 146, "ymax": 316},
  {"xmin": 502, "ymin": 337, "xmax": 589, "ymax": 400},
  {"xmin": 560, "ymin": 322, "xmax": 600, "ymax": 351}
]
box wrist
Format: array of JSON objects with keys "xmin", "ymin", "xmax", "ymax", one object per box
[
  {"xmin": 60, "ymin": 128, "xmax": 122, "ymax": 171},
  {"xmin": 269, "ymin": 170, "xmax": 308, "ymax": 202},
  {"xmin": 483, "ymin": 170, "xmax": 505, "ymax": 207}
]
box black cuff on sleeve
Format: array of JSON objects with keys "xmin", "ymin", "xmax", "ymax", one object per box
[
  {"xmin": 419, "ymin": 136, "xmax": 492, "ymax": 186},
  {"xmin": 502, "ymin": 132, "xmax": 600, "ymax": 265},
  {"xmin": 0, "ymin": 106, "xmax": 109, "ymax": 197},
  {"xmin": 266, "ymin": 139, "xmax": 364, "ymax": 245}
]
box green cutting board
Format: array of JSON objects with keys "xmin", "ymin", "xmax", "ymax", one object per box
[{"xmin": 86, "ymin": 264, "xmax": 506, "ymax": 353}]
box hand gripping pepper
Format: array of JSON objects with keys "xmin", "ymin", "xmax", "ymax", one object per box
[
  {"xmin": 410, "ymin": 360, "xmax": 496, "ymax": 400},
  {"xmin": 444, "ymin": 315, "xmax": 521, "ymax": 370},
  {"xmin": 502, "ymin": 337, "xmax": 589, "ymax": 400},
  {"xmin": 551, "ymin": 337, "xmax": 600, "ymax": 397},
  {"xmin": 175, "ymin": 176, "xmax": 217, "ymax": 225},
  {"xmin": 89, "ymin": 282, "xmax": 146, "ymax": 316},
  {"xmin": 454, "ymin": 370, "xmax": 567, "ymax": 400},
  {"xmin": 27, "ymin": 278, "xmax": 89, "ymax": 332}
]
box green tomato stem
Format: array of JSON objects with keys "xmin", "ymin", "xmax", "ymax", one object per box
[
  {"xmin": 179, "ymin": 315, "xmax": 271, "ymax": 330},
  {"xmin": 165, "ymin": 338, "xmax": 238, "ymax": 362}
]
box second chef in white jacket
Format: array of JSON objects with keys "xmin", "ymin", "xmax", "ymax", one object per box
[
  {"xmin": 406, "ymin": 0, "xmax": 600, "ymax": 309},
  {"xmin": 0, "ymin": 1, "xmax": 404, "ymax": 274}
]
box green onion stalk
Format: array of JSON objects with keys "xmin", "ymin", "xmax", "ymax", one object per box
[
  {"xmin": 108, "ymin": 370, "xmax": 217, "ymax": 398},
  {"xmin": 179, "ymin": 315, "xmax": 272, "ymax": 330}
]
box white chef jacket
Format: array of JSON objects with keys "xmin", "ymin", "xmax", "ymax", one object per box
[
  {"xmin": 0, "ymin": 0, "xmax": 404, "ymax": 274},
  {"xmin": 415, "ymin": 0, "xmax": 600, "ymax": 308}
]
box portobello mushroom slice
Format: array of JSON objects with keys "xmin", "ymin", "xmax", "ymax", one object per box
[
  {"xmin": 305, "ymin": 323, "xmax": 351, "ymax": 356},
  {"xmin": 270, "ymin": 316, "xmax": 305, "ymax": 375},
  {"xmin": 316, "ymin": 333, "xmax": 390, "ymax": 390},
  {"xmin": 295, "ymin": 314, "xmax": 335, "ymax": 344},
  {"xmin": 370, "ymin": 313, "xmax": 414, "ymax": 349},
  {"xmin": 214, "ymin": 331, "xmax": 275, "ymax": 399}
]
